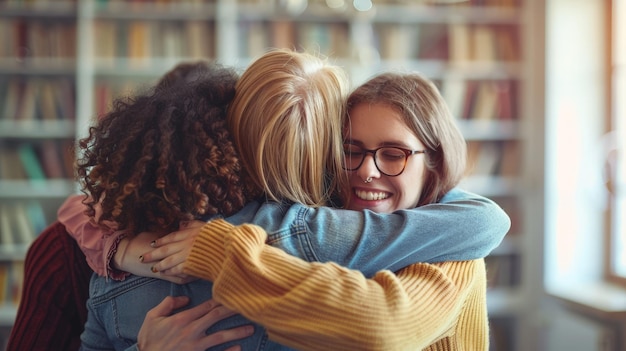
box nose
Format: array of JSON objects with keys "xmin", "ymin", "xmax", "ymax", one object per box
[{"xmin": 356, "ymin": 153, "xmax": 380, "ymax": 182}]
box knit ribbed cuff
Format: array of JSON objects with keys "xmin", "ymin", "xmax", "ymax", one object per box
[{"xmin": 183, "ymin": 219, "xmax": 233, "ymax": 281}]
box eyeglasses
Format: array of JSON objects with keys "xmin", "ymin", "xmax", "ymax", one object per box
[{"xmin": 342, "ymin": 143, "xmax": 426, "ymax": 177}]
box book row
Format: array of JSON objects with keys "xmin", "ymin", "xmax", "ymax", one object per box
[
  {"xmin": 489, "ymin": 317, "xmax": 516, "ymax": 351},
  {"xmin": 1, "ymin": 78, "xmax": 517, "ymax": 141},
  {"xmin": 0, "ymin": 17, "xmax": 519, "ymax": 67},
  {"xmin": 0, "ymin": 18, "xmax": 76, "ymax": 61},
  {"xmin": 239, "ymin": 21, "xmax": 520, "ymax": 63},
  {"xmin": 0, "ymin": 260, "xmax": 24, "ymax": 307},
  {"xmin": 0, "ymin": 202, "xmax": 46, "ymax": 249},
  {"xmin": 491, "ymin": 196, "xmax": 521, "ymax": 236},
  {"xmin": 93, "ymin": 79, "xmax": 155, "ymax": 118},
  {"xmin": 0, "ymin": 76, "xmax": 516, "ymax": 124},
  {"xmin": 486, "ymin": 254, "xmax": 521, "ymax": 289},
  {"xmin": 371, "ymin": 0, "xmax": 519, "ymax": 6},
  {"xmin": 241, "ymin": 20, "xmax": 350, "ymax": 61},
  {"xmin": 19, "ymin": 0, "xmax": 519, "ymax": 7},
  {"xmin": 0, "ymin": 0, "xmax": 209, "ymax": 7},
  {"xmin": 0, "ymin": 18, "xmax": 213, "ymax": 63},
  {"xmin": 0, "ymin": 141, "xmax": 75, "ymax": 180},
  {"xmin": 93, "ymin": 19, "xmax": 215, "ymax": 65},
  {"xmin": 443, "ymin": 79, "xmax": 517, "ymax": 121},
  {"xmin": 374, "ymin": 23, "xmax": 519, "ymax": 62},
  {"xmin": 93, "ymin": 0, "xmax": 211, "ymax": 7},
  {"xmin": 92, "ymin": 79, "xmax": 520, "ymax": 138},
  {"xmin": 466, "ymin": 140, "xmax": 520, "ymax": 177},
  {"xmin": 1, "ymin": 78, "xmax": 76, "ymax": 122}
]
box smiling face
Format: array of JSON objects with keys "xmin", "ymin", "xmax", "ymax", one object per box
[{"xmin": 343, "ymin": 102, "xmax": 427, "ymax": 213}]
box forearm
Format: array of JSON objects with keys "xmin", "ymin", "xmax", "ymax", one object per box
[
  {"xmin": 103, "ymin": 187, "xmax": 510, "ymax": 281},
  {"xmin": 113, "ymin": 232, "xmax": 163, "ymax": 279},
  {"xmin": 277, "ymin": 188, "xmax": 510, "ymax": 276},
  {"xmin": 185, "ymin": 220, "xmax": 477, "ymax": 351},
  {"xmin": 58, "ymin": 194, "xmax": 129, "ymax": 279}
]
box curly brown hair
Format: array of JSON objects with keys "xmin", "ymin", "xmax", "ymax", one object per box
[{"xmin": 76, "ymin": 62, "xmax": 261, "ymax": 235}]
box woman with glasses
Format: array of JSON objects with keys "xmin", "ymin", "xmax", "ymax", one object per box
[
  {"xmin": 137, "ymin": 71, "xmax": 500, "ymax": 350},
  {"xmin": 341, "ymin": 71, "xmax": 467, "ymax": 212},
  {"xmin": 59, "ymin": 50, "xmax": 508, "ymax": 351}
]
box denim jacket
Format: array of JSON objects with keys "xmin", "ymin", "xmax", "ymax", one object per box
[{"xmin": 79, "ymin": 187, "xmax": 510, "ymax": 351}]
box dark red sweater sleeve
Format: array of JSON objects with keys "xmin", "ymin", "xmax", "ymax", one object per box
[{"xmin": 6, "ymin": 221, "xmax": 93, "ymax": 351}]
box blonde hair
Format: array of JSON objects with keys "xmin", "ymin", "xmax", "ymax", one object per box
[
  {"xmin": 346, "ymin": 72, "xmax": 467, "ymax": 206},
  {"xmin": 228, "ymin": 49, "xmax": 350, "ymax": 207}
]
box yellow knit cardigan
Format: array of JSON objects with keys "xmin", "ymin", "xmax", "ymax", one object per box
[{"xmin": 183, "ymin": 219, "xmax": 489, "ymax": 351}]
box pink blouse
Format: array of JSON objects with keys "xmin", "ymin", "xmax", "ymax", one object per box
[{"xmin": 57, "ymin": 195, "xmax": 129, "ymax": 280}]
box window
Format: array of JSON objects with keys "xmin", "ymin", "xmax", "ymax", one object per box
[
  {"xmin": 607, "ymin": 0, "xmax": 626, "ymax": 284},
  {"xmin": 543, "ymin": 0, "xmax": 609, "ymax": 288}
]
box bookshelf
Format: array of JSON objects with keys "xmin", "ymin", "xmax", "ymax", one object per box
[
  {"xmin": 0, "ymin": 1, "xmax": 79, "ymax": 341},
  {"xmin": 0, "ymin": 0, "xmax": 545, "ymax": 350}
]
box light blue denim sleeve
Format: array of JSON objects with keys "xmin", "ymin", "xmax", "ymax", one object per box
[
  {"xmin": 262, "ymin": 187, "xmax": 510, "ymax": 278},
  {"xmin": 306, "ymin": 189, "xmax": 511, "ymax": 276}
]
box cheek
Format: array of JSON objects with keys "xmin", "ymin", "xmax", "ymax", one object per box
[
  {"xmin": 401, "ymin": 164, "xmax": 427, "ymax": 206},
  {"xmin": 399, "ymin": 179, "xmax": 422, "ymax": 208}
]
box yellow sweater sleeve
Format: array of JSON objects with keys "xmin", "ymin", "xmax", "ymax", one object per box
[{"xmin": 184, "ymin": 219, "xmax": 487, "ymax": 351}]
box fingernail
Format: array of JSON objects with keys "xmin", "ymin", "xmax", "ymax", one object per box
[
  {"xmin": 150, "ymin": 240, "xmax": 156, "ymax": 247},
  {"xmin": 151, "ymin": 266, "xmax": 158, "ymax": 273},
  {"xmin": 139, "ymin": 255, "xmax": 143, "ymax": 262}
]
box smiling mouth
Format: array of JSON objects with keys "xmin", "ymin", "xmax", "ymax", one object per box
[{"xmin": 355, "ymin": 189, "xmax": 390, "ymax": 201}]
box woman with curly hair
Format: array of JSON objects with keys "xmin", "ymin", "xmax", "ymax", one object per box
[
  {"xmin": 78, "ymin": 64, "xmax": 258, "ymax": 235},
  {"xmin": 39, "ymin": 61, "xmax": 260, "ymax": 351}
]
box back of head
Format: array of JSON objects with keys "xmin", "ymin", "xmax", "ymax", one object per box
[
  {"xmin": 346, "ymin": 71, "xmax": 467, "ymax": 206},
  {"xmin": 228, "ymin": 49, "xmax": 350, "ymax": 207},
  {"xmin": 155, "ymin": 61, "xmax": 213, "ymax": 91},
  {"xmin": 77, "ymin": 61, "xmax": 260, "ymax": 234}
]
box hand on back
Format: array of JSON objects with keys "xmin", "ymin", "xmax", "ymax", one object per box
[{"xmin": 137, "ymin": 296, "xmax": 253, "ymax": 351}]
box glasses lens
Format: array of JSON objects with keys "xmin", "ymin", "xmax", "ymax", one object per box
[
  {"xmin": 376, "ymin": 147, "xmax": 407, "ymax": 176},
  {"xmin": 343, "ymin": 144, "xmax": 364, "ymax": 171}
]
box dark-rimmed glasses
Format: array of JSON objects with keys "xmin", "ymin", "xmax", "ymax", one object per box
[{"xmin": 342, "ymin": 143, "xmax": 426, "ymax": 177}]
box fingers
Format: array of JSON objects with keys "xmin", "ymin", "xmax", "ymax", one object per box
[
  {"xmin": 180, "ymin": 220, "xmax": 207, "ymax": 229},
  {"xmin": 154, "ymin": 272, "xmax": 197, "ymax": 284},
  {"xmin": 146, "ymin": 296, "xmax": 190, "ymax": 319},
  {"xmin": 152, "ymin": 227, "xmax": 192, "ymax": 247},
  {"xmin": 139, "ymin": 225, "xmax": 199, "ymax": 276},
  {"xmin": 141, "ymin": 241, "xmax": 185, "ymax": 264},
  {"xmin": 139, "ymin": 296, "xmax": 253, "ymax": 351},
  {"xmin": 201, "ymin": 325, "xmax": 254, "ymax": 350},
  {"xmin": 193, "ymin": 303, "xmax": 254, "ymax": 350},
  {"xmin": 151, "ymin": 252, "xmax": 187, "ymax": 273},
  {"xmin": 142, "ymin": 242, "xmax": 193, "ymax": 271},
  {"xmin": 152, "ymin": 250, "xmax": 180, "ymax": 270},
  {"xmin": 141, "ymin": 247, "xmax": 168, "ymax": 264},
  {"xmin": 158, "ymin": 299, "xmax": 224, "ymax": 332},
  {"xmin": 142, "ymin": 236, "xmax": 189, "ymax": 263},
  {"xmin": 174, "ymin": 298, "xmax": 220, "ymax": 323},
  {"xmin": 158, "ymin": 263, "xmax": 187, "ymax": 276},
  {"xmin": 152, "ymin": 225, "xmax": 201, "ymax": 248}
]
